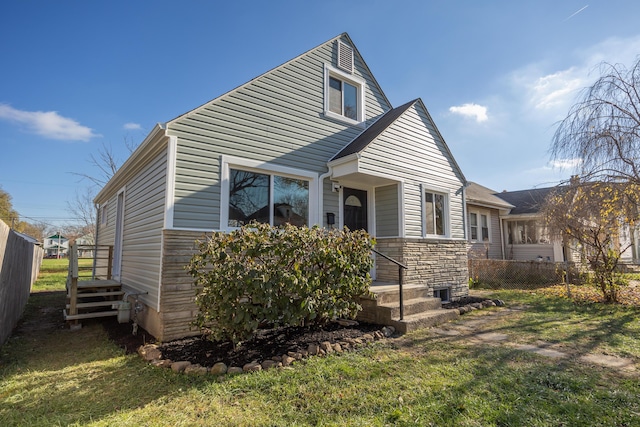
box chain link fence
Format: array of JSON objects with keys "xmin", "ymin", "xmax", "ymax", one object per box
[{"xmin": 468, "ymin": 259, "xmax": 583, "ymax": 290}]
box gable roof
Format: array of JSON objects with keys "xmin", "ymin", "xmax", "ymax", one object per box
[
  {"xmin": 331, "ymin": 99, "xmax": 417, "ymax": 161},
  {"xmin": 496, "ymin": 187, "xmax": 557, "ymax": 215},
  {"xmin": 466, "ymin": 182, "xmax": 514, "ymax": 210},
  {"xmin": 166, "ymin": 32, "xmax": 392, "ymax": 126},
  {"xmin": 329, "ymin": 98, "xmax": 466, "ymax": 183}
]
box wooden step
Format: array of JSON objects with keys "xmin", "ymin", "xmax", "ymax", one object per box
[
  {"xmin": 76, "ymin": 279, "xmax": 121, "ymax": 289},
  {"xmin": 69, "ymin": 290, "xmax": 124, "ymax": 299},
  {"xmin": 66, "ymin": 300, "xmax": 122, "ymax": 309},
  {"xmin": 64, "ymin": 309, "xmax": 118, "ymax": 321}
]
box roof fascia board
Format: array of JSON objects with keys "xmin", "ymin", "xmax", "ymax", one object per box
[{"xmin": 94, "ymin": 123, "xmax": 167, "ymax": 203}]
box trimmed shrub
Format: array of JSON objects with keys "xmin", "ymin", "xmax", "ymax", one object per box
[{"xmin": 187, "ymin": 222, "xmax": 374, "ymax": 344}]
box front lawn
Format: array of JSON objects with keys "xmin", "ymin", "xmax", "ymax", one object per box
[{"xmin": 1, "ymin": 263, "xmax": 639, "ymax": 426}]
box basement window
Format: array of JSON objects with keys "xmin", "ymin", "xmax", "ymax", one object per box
[{"xmin": 434, "ymin": 287, "xmax": 450, "ymax": 303}]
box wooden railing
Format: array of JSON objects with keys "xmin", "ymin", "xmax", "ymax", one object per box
[
  {"xmin": 65, "ymin": 244, "xmax": 119, "ymax": 324},
  {"xmin": 74, "ymin": 244, "xmax": 113, "ymax": 280}
]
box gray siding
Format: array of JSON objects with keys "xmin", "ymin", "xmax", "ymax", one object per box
[
  {"xmin": 358, "ymin": 103, "xmax": 465, "ymax": 239},
  {"xmin": 505, "ymin": 243, "xmax": 554, "ymax": 261},
  {"xmin": 95, "ymin": 194, "xmax": 117, "ymax": 276},
  {"xmin": 323, "ymin": 178, "xmax": 340, "ymax": 228},
  {"xmin": 167, "ymin": 35, "xmax": 391, "ymax": 230},
  {"xmin": 467, "ymin": 206, "xmax": 503, "ymax": 259},
  {"xmin": 119, "ymin": 150, "xmax": 167, "ymax": 309},
  {"xmin": 375, "ymin": 184, "xmax": 399, "ymax": 237}
]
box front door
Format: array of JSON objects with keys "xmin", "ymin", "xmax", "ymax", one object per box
[{"xmin": 343, "ymin": 187, "xmax": 367, "ymax": 231}]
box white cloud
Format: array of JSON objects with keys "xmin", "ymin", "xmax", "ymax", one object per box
[
  {"xmin": 448, "ymin": 103, "xmax": 488, "ymax": 123},
  {"xmin": 0, "ymin": 104, "xmax": 98, "ymax": 141},
  {"xmin": 123, "ymin": 122, "xmax": 142, "ymax": 130},
  {"xmin": 550, "ymin": 158, "xmax": 582, "ymax": 170},
  {"xmin": 528, "ymin": 68, "xmax": 585, "ymax": 111},
  {"xmin": 511, "ymin": 35, "xmax": 640, "ymax": 119}
]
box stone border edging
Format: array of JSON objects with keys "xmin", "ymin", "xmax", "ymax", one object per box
[{"xmin": 137, "ymin": 298, "xmax": 504, "ymax": 376}]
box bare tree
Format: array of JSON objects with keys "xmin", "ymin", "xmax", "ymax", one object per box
[
  {"xmin": 550, "ymin": 57, "xmax": 640, "ymax": 184},
  {"xmin": 66, "ymin": 187, "xmax": 97, "ymax": 241},
  {"xmin": 67, "ymin": 139, "xmax": 140, "ymax": 234},
  {"xmin": 542, "ymin": 179, "xmax": 640, "ymax": 302},
  {"xmin": 72, "ymin": 142, "xmax": 121, "ymax": 187}
]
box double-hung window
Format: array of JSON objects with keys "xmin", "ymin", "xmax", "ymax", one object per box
[
  {"xmin": 423, "ymin": 188, "xmax": 448, "ymax": 237},
  {"xmin": 324, "ymin": 64, "xmax": 365, "ymax": 125},
  {"xmin": 469, "ymin": 211, "xmax": 489, "ymax": 242}
]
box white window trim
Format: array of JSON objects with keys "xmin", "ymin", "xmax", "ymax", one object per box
[
  {"xmin": 100, "ymin": 204, "xmax": 108, "ymax": 226},
  {"xmin": 220, "ymin": 155, "xmax": 318, "ymax": 231},
  {"xmin": 421, "ymin": 184, "xmax": 451, "ymax": 239},
  {"xmin": 323, "ymin": 64, "xmax": 366, "ymax": 126},
  {"xmin": 468, "ymin": 209, "xmax": 491, "ymax": 243}
]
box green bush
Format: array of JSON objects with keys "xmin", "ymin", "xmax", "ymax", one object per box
[{"xmin": 187, "ymin": 222, "xmax": 374, "ymax": 344}]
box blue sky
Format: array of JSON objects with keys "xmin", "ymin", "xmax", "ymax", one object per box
[{"xmin": 2, "ymin": 1, "xmax": 640, "ymax": 229}]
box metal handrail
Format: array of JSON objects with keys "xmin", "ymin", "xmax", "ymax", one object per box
[{"xmin": 372, "ymin": 248, "xmax": 409, "ymax": 320}]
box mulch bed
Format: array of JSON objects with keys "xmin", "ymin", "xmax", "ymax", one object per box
[{"xmin": 104, "ymin": 318, "xmax": 385, "ymax": 368}]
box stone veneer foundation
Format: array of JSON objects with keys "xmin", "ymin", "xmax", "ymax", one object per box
[{"xmin": 374, "ymin": 237, "xmax": 469, "ymax": 300}]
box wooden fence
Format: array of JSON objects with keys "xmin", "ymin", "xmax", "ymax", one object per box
[{"xmin": 0, "ymin": 219, "xmax": 44, "ymax": 345}]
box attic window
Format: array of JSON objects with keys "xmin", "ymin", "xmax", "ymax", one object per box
[
  {"xmin": 337, "ymin": 41, "xmax": 354, "ymax": 73},
  {"xmin": 324, "ymin": 64, "xmax": 365, "ymax": 125}
]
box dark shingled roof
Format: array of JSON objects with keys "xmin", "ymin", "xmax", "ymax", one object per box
[
  {"xmin": 496, "ymin": 187, "xmax": 558, "ymax": 215},
  {"xmin": 466, "ymin": 182, "xmax": 514, "ymax": 209},
  {"xmin": 330, "ymin": 99, "xmax": 417, "ymax": 161}
]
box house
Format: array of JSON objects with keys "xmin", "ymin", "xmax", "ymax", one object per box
[
  {"xmin": 465, "ymin": 183, "xmax": 640, "ymax": 264},
  {"xmin": 94, "ymin": 33, "xmax": 469, "ymax": 341},
  {"xmin": 76, "ymin": 233, "xmax": 95, "ymax": 258},
  {"xmin": 465, "ymin": 182, "xmax": 514, "ymax": 259},
  {"xmin": 496, "ymin": 187, "xmax": 564, "ymax": 262},
  {"xmin": 43, "ymin": 233, "xmax": 68, "ymax": 258}
]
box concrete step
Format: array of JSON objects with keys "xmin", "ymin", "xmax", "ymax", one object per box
[
  {"xmin": 367, "ymin": 284, "xmax": 431, "ymax": 304},
  {"xmin": 378, "ymin": 297, "xmax": 443, "ymax": 320},
  {"xmin": 389, "ymin": 309, "xmax": 460, "ymax": 334}
]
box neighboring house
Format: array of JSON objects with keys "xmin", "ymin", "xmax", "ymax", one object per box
[
  {"xmin": 466, "ymin": 184, "xmax": 639, "ymax": 264},
  {"xmin": 76, "ymin": 233, "xmax": 95, "ymax": 258},
  {"xmin": 43, "ymin": 233, "xmax": 69, "ymax": 258},
  {"xmin": 465, "ymin": 182, "xmax": 514, "ymax": 259},
  {"xmin": 496, "ymin": 187, "xmax": 564, "ymax": 262},
  {"xmin": 94, "ymin": 33, "xmax": 469, "ymax": 341}
]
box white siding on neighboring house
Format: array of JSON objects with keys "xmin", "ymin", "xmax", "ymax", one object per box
[
  {"xmin": 166, "ymin": 35, "xmax": 391, "ymax": 231},
  {"xmin": 357, "ymin": 102, "xmax": 465, "ymax": 239},
  {"xmin": 467, "ymin": 206, "xmax": 503, "ymax": 259},
  {"xmin": 375, "ymin": 184, "xmax": 399, "ymax": 237}
]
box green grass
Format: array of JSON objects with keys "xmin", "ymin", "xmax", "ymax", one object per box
[
  {"xmin": 1, "ymin": 264, "xmax": 639, "ymax": 426},
  {"xmin": 33, "ymin": 258, "xmax": 94, "ymax": 292}
]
